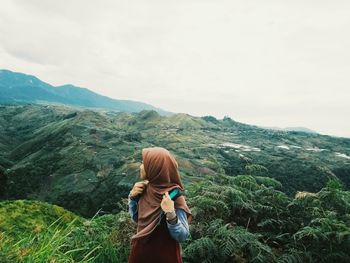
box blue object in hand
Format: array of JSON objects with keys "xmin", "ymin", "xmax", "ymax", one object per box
[
  {"xmin": 169, "ymin": 188, "xmax": 182, "ymax": 200},
  {"xmin": 156, "ymin": 188, "xmax": 182, "ymax": 225}
]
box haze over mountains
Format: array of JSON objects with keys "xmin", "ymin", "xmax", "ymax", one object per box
[
  {"xmin": 0, "ymin": 69, "xmax": 170, "ymax": 115},
  {"xmin": 1, "ymin": 69, "xmax": 330, "ymax": 137}
]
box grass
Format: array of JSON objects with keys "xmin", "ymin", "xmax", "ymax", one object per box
[{"xmin": 0, "ymin": 200, "xmax": 135, "ymax": 263}]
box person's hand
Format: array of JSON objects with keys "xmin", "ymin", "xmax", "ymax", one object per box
[
  {"xmin": 161, "ymin": 192, "xmax": 175, "ymax": 213},
  {"xmin": 130, "ymin": 180, "xmax": 149, "ymax": 198}
]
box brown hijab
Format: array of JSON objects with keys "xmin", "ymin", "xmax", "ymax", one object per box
[{"xmin": 131, "ymin": 147, "xmax": 193, "ymax": 240}]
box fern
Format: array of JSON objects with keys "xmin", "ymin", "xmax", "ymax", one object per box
[
  {"xmin": 183, "ymin": 237, "xmax": 218, "ymax": 263},
  {"xmin": 277, "ymin": 248, "xmax": 309, "ymax": 263}
]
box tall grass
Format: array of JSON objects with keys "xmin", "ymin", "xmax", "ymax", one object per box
[
  {"xmin": 0, "ymin": 217, "xmax": 97, "ymax": 262},
  {"xmin": 0, "ymin": 211, "xmax": 135, "ymax": 263}
]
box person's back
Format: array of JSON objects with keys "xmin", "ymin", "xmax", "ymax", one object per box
[{"xmin": 128, "ymin": 147, "xmax": 192, "ymax": 263}]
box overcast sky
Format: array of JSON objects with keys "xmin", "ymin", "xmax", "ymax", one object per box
[{"xmin": 0, "ymin": 0, "xmax": 349, "ymax": 138}]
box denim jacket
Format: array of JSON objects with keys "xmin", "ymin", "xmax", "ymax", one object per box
[{"xmin": 128, "ymin": 196, "xmax": 190, "ymax": 242}]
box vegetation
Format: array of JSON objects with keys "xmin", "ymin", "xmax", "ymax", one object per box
[
  {"xmin": 0, "ymin": 201, "xmax": 135, "ymax": 263},
  {"xmin": 0, "ymin": 104, "xmax": 349, "ymax": 217},
  {"xmin": 0, "ymin": 104, "xmax": 349, "ymax": 262},
  {"xmin": 183, "ymin": 175, "xmax": 350, "ymax": 263},
  {"xmin": 1, "ymin": 175, "xmax": 349, "ymax": 262}
]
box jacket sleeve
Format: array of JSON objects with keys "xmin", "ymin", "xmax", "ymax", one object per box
[
  {"xmin": 128, "ymin": 195, "xmax": 139, "ymax": 223},
  {"xmin": 166, "ymin": 208, "xmax": 190, "ymax": 242}
]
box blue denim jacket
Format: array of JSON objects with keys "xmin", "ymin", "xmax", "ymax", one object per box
[{"xmin": 128, "ymin": 196, "xmax": 190, "ymax": 242}]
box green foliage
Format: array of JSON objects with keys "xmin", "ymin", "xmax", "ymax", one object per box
[
  {"xmin": 0, "ymin": 218, "xmax": 99, "ymax": 263},
  {"xmin": 1, "ymin": 176, "xmax": 350, "ymax": 262},
  {"xmin": 0, "ymin": 201, "xmax": 136, "ymax": 263},
  {"xmin": 65, "ymin": 212, "xmax": 135, "ymax": 262},
  {"xmin": 0, "ymin": 200, "xmax": 80, "ymax": 239},
  {"xmin": 0, "ymin": 104, "xmax": 350, "ymax": 262},
  {"xmin": 276, "ymin": 248, "xmax": 310, "ymax": 263},
  {"xmin": 183, "ymin": 175, "xmax": 350, "ymax": 262},
  {"xmin": 184, "ymin": 237, "xmax": 218, "ymax": 263},
  {"xmin": 1, "ymin": 104, "xmax": 350, "ymax": 218},
  {"xmin": 245, "ymin": 164, "xmax": 269, "ymax": 177}
]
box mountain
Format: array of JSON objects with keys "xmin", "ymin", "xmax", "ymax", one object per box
[
  {"xmin": 0, "ymin": 69, "xmax": 171, "ymax": 115},
  {"xmin": 0, "ymin": 104, "xmax": 349, "ymax": 218},
  {"xmin": 284, "ymin": 126, "xmax": 318, "ymax": 133},
  {"xmin": 260, "ymin": 125, "xmax": 318, "ymax": 134}
]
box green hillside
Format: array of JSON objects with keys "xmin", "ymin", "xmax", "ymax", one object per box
[
  {"xmin": 0, "ymin": 200, "xmax": 78, "ymax": 239},
  {"xmin": 0, "ymin": 200, "xmax": 134, "ymax": 263},
  {"xmin": 0, "ymin": 104, "xmax": 349, "ymax": 218},
  {"xmin": 1, "ymin": 175, "xmax": 350, "ymax": 262},
  {"xmin": 0, "ymin": 103, "xmax": 349, "ymax": 262}
]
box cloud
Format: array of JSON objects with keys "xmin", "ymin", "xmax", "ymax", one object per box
[{"xmin": 0, "ymin": 0, "xmax": 349, "ymax": 137}]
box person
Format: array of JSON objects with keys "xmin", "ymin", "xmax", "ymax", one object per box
[{"xmin": 128, "ymin": 147, "xmax": 193, "ymax": 263}]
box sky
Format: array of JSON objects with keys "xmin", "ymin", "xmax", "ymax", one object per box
[{"xmin": 0, "ymin": 0, "xmax": 349, "ymax": 138}]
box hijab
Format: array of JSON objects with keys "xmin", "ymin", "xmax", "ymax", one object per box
[{"xmin": 131, "ymin": 147, "xmax": 193, "ymax": 240}]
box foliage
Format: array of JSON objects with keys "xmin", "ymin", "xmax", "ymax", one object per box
[
  {"xmin": 1, "ymin": 177, "xmax": 350, "ymax": 262},
  {"xmin": 0, "ymin": 104, "xmax": 350, "ymax": 262},
  {"xmin": 1, "ymin": 104, "xmax": 350, "ymax": 217},
  {"xmin": 0, "ymin": 200, "xmax": 136, "ymax": 263},
  {"xmin": 182, "ymin": 176, "xmax": 350, "ymax": 263}
]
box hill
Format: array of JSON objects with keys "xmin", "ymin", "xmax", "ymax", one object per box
[
  {"xmin": 0, "ymin": 69, "xmax": 170, "ymax": 115},
  {"xmin": 260, "ymin": 125, "xmax": 318, "ymax": 134},
  {"xmin": 0, "ymin": 104, "xmax": 349, "ymax": 217}
]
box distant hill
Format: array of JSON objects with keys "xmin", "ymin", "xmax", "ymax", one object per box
[
  {"xmin": 0, "ymin": 104, "xmax": 349, "ymax": 217},
  {"xmin": 284, "ymin": 126, "xmax": 318, "ymax": 133},
  {"xmin": 260, "ymin": 125, "xmax": 318, "ymax": 134},
  {"xmin": 0, "ymin": 69, "xmax": 171, "ymax": 115}
]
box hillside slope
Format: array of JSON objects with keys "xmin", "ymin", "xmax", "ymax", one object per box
[
  {"xmin": 0, "ymin": 200, "xmax": 133, "ymax": 262},
  {"xmin": 0, "ymin": 104, "xmax": 349, "ymax": 217}
]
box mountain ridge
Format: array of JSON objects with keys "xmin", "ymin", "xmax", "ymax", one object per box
[
  {"xmin": 259, "ymin": 125, "xmax": 318, "ymax": 134},
  {"xmin": 0, "ymin": 69, "xmax": 171, "ymax": 115},
  {"xmin": 1, "ymin": 69, "xmax": 345, "ymax": 138}
]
